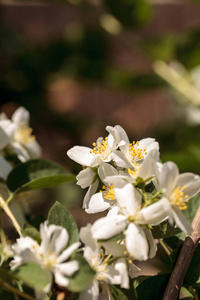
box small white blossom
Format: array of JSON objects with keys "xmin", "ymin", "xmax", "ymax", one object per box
[
  {"xmin": 155, "ymin": 161, "xmax": 200, "ymax": 234},
  {"xmin": 79, "ymin": 224, "xmax": 129, "ymax": 300},
  {"xmin": 0, "ymin": 107, "xmax": 41, "ymax": 162},
  {"xmin": 10, "ymin": 221, "xmax": 80, "ymax": 292}
]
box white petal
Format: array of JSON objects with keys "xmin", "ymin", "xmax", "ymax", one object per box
[
  {"xmin": 98, "ymin": 163, "xmax": 118, "ymax": 183},
  {"xmin": 12, "ymin": 107, "xmax": 30, "ymax": 125},
  {"xmin": 54, "ymin": 270, "xmax": 69, "ymax": 287},
  {"xmin": 138, "ymin": 199, "xmax": 171, "ymax": 225},
  {"xmin": 91, "ymin": 215, "xmax": 127, "ymax": 240},
  {"xmin": 143, "ymin": 228, "xmax": 157, "ymax": 259},
  {"xmin": 125, "ymin": 223, "xmax": 149, "ymax": 261},
  {"xmin": 56, "ymin": 260, "xmax": 79, "ymax": 276},
  {"xmin": 115, "ymin": 184, "xmax": 142, "ymax": 216},
  {"xmin": 77, "ymin": 167, "xmax": 96, "ymax": 189},
  {"xmin": 138, "ymin": 155, "xmax": 156, "ymax": 181},
  {"xmin": 85, "ymin": 192, "xmax": 110, "ymax": 214},
  {"xmin": 113, "ymin": 258, "xmax": 129, "ymax": 289},
  {"xmin": 0, "ymin": 155, "xmax": 12, "ymax": 180},
  {"xmin": 106, "ymin": 125, "xmax": 130, "ymax": 157},
  {"xmin": 22, "ymin": 140, "xmax": 41, "ymax": 159},
  {"xmin": 172, "ymin": 206, "xmax": 193, "ymax": 235},
  {"xmin": 176, "ymin": 173, "xmax": 200, "ymax": 199},
  {"xmin": 79, "ymin": 280, "xmax": 99, "ymax": 300},
  {"xmin": 158, "ymin": 161, "xmax": 179, "ymax": 196},
  {"xmin": 49, "ymin": 227, "xmax": 69, "ymax": 255},
  {"xmin": 67, "ymin": 146, "xmax": 95, "ymax": 166},
  {"xmin": 79, "ymin": 224, "xmax": 97, "ymax": 251},
  {"xmin": 57, "ymin": 242, "xmax": 80, "ymax": 263},
  {"xmin": 82, "ymin": 179, "xmax": 99, "ymax": 209}
]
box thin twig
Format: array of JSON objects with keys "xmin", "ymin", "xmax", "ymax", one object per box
[
  {"xmin": 162, "ymin": 205, "xmax": 200, "ymax": 300},
  {"xmin": 0, "ymin": 196, "xmax": 22, "ymax": 236}
]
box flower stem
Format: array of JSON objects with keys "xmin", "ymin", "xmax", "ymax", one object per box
[
  {"xmin": 0, "ymin": 196, "xmax": 22, "ymax": 236},
  {"xmin": 159, "ymin": 239, "xmax": 172, "ymax": 256}
]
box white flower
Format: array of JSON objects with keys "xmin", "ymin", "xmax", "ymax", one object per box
[
  {"xmin": 67, "ymin": 132, "xmax": 118, "ymax": 168},
  {"xmin": 106, "ymin": 125, "xmax": 160, "ymax": 169},
  {"xmin": 91, "ymin": 184, "xmax": 170, "ymax": 261},
  {"xmin": 84, "ymin": 163, "xmax": 119, "ymax": 213},
  {"xmin": 155, "ymin": 161, "xmax": 200, "ymax": 234},
  {"xmin": 79, "ymin": 224, "xmax": 129, "ymax": 300},
  {"xmin": 10, "ymin": 221, "xmax": 80, "ymax": 291},
  {"xmin": 0, "ymin": 107, "xmax": 41, "ymax": 162}
]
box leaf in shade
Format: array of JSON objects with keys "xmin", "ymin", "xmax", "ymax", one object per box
[{"xmin": 7, "ymin": 159, "xmax": 75, "ymax": 194}]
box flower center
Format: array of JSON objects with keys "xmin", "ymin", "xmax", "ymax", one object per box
[
  {"xmin": 129, "ymin": 141, "xmax": 147, "ymax": 162},
  {"xmin": 14, "ymin": 122, "xmax": 35, "ymax": 144},
  {"xmin": 173, "ymin": 186, "xmax": 189, "ymax": 210},
  {"xmin": 92, "ymin": 254, "xmax": 109, "ymax": 281},
  {"xmin": 101, "ymin": 184, "xmax": 115, "ymax": 201},
  {"xmin": 90, "ymin": 137, "xmax": 110, "ymax": 159},
  {"xmin": 41, "ymin": 251, "xmax": 58, "ymax": 270},
  {"xmin": 128, "ymin": 162, "xmax": 141, "ymax": 178}
]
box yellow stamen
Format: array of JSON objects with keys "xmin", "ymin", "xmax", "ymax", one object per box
[
  {"xmin": 173, "ymin": 186, "xmax": 189, "ymax": 210},
  {"xmin": 101, "ymin": 184, "xmax": 115, "ymax": 201},
  {"xmin": 129, "ymin": 141, "xmax": 147, "ymax": 162},
  {"xmin": 14, "ymin": 122, "xmax": 35, "ymax": 143}
]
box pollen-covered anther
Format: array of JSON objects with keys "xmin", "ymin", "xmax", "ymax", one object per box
[
  {"xmin": 173, "ymin": 186, "xmax": 189, "ymax": 210},
  {"xmin": 129, "ymin": 141, "xmax": 147, "ymax": 161},
  {"xmin": 90, "ymin": 137, "xmax": 110, "ymax": 158},
  {"xmin": 101, "ymin": 184, "xmax": 115, "ymax": 201}
]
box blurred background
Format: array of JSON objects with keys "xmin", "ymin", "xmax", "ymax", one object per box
[{"xmin": 1, "ymin": 0, "xmax": 200, "ymax": 241}]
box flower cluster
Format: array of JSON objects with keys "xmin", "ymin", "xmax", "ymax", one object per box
[
  {"xmin": 1, "ymin": 111, "xmax": 200, "ymax": 300},
  {"xmin": 67, "ymin": 125, "xmax": 200, "ymax": 263},
  {"xmin": 0, "ymin": 107, "xmax": 41, "ymax": 179}
]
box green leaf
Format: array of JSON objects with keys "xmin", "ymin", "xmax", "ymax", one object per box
[
  {"xmin": 48, "ymin": 201, "xmax": 79, "ymax": 247},
  {"xmin": 17, "ymin": 263, "xmax": 51, "ymax": 292},
  {"xmin": 68, "ymin": 253, "xmax": 95, "ymax": 292},
  {"xmin": 23, "ymin": 226, "xmax": 41, "ymax": 244},
  {"xmin": 152, "ymin": 220, "xmax": 181, "ymax": 239},
  {"xmin": 7, "ymin": 159, "xmax": 75, "ymax": 194},
  {"xmin": 136, "ymin": 273, "xmax": 170, "ymax": 300}
]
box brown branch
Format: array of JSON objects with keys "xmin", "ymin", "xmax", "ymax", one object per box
[{"xmin": 162, "ymin": 205, "xmax": 200, "ymax": 300}]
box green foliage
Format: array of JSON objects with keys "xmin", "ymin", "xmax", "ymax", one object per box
[
  {"xmin": 68, "ymin": 253, "xmax": 95, "ymax": 292},
  {"xmin": 152, "ymin": 220, "xmax": 181, "ymax": 239},
  {"xmin": 7, "ymin": 159, "xmax": 75, "ymax": 194},
  {"xmin": 23, "ymin": 225, "xmax": 41, "ymax": 244},
  {"xmin": 136, "ymin": 273, "xmax": 170, "ymax": 300},
  {"xmin": 48, "ymin": 201, "xmax": 79, "ymax": 247},
  {"xmin": 110, "ymin": 279, "xmax": 138, "ymax": 300},
  {"xmin": 17, "ymin": 263, "xmax": 52, "ymax": 292}
]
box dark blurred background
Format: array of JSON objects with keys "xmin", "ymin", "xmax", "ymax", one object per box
[{"xmin": 2, "ymin": 0, "xmax": 200, "ymax": 233}]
